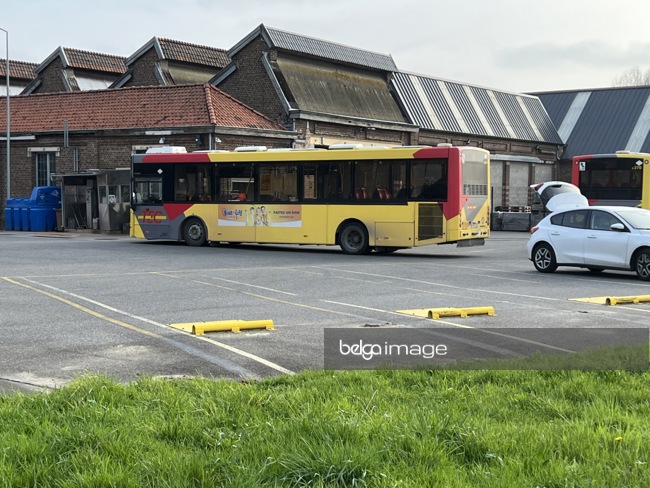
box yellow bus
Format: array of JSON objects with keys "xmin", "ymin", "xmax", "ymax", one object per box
[
  {"xmin": 130, "ymin": 144, "xmax": 490, "ymax": 254},
  {"xmin": 572, "ymin": 151, "xmax": 650, "ymax": 208}
]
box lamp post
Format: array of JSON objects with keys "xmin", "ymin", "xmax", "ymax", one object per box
[{"xmin": 1, "ymin": 28, "xmax": 9, "ymax": 200}]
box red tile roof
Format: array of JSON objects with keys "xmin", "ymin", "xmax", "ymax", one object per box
[
  {"xmin": 157, "ymin": 38, "xmax": 230, "ymax": 68},
  {"xmin": 0, "ymin": 60, "xmax": 38, "ymax": 80},
  {"xmin": 63, "ymin": 48, "xmax": 127, "ymax": 73},
  {"xmin": 0, "ymin": 84, "xmax": 285, "ymax": 133}
]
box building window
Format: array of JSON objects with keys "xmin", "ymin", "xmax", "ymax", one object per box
[{"xmin": 35, "ymin": 153, "xmax": 56, "ymax": 186}]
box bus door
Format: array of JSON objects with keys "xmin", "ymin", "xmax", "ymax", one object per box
[
  {"xmin": 214, "ymin": 165, "xmax": 257, "ymax": 243},
  {"xmin": 131, "ymin": 175, "xmax": 169, "ymax": 239},
  {"xmin": 411, "ymin": 158, "xmax": 447, "ymax": 243},
  {"xmin": 254, "ymin": 162, "xmax": 310, "ymax": 244}
]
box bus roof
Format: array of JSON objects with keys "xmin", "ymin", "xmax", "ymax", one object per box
[
  {"xmin": 136, "ymin": 144, "xmax": 489, "ymax": 164},
  {"xmin": 573, "ymin": 151, "xmax": 650, "ymax": 160}
]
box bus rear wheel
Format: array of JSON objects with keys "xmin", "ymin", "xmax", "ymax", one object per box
[
  {"xmin": 340, "ymin": 223, "xmax": 370, "ymax": 255},
  {"xmin": 183, "ymin": 218, "xmax": 207, "ymax": 246}
]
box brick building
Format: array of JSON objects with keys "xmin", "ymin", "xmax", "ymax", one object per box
[
  {"xmin": 212, "ymin": 24, "xmax": 564, "ymax": 211},
  {"xmin": 213, "ymin": 24, "xmax": 416, "ymax": 145},
  {"xmin": 111, "ymin": 37, "xmax": 230, "ymax": 88},
  {"xmin": 1, "ymin": 23, "xmax": 567, "ymax": 230},
  {"xmin": 0, "ymin": 83, "xmax": 294, "ymax": 227},
  {"xmin": 22, "ymin": 47, "xmax": 127, "ymax": 94}
]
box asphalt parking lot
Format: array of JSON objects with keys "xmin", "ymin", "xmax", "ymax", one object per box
[{"xmin": 1, "ymin": 230, "xmax": 649, "ymax": 394}]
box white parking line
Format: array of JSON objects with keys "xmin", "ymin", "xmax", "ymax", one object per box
[
  {"xmin": 4, "ymin": 277, "xmax": 294, "ymax": 376},
  {"xmin": 321, "ymin": 299, "xmax": 574, "ymax": 353}
]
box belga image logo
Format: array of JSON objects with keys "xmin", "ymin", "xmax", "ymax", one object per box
[{"xmin": 338, "ymin": 340, "xmax": 448, "ymax": 361}]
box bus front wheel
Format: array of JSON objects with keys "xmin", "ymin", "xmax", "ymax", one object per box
[
  {"xmin": 183, "ymin": 218, "xmax": 207, "ymax": 246},
  {"xmin": 340, "ymin": 223, "xmax": 370, "ymax": 255}
]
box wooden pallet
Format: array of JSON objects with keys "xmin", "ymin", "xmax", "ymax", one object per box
[{"xmin": 495, "ymin": 206, "xmax": 531, "ymax": 213}]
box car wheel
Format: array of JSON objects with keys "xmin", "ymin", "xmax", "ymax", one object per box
[
  {"xmin": 183, "ymin": 218, "xmax": 207, "ymax": 246},
  {"xmin": 532, "ymin": 243, "xmax": 557, "ymax": 273},
  {"xmin": 340, "ymin": 223, "xmax": 371, "ymax": 255},
  {"xmin": 634, "ymin": 249, "xmax": 650, "ymax": 281}
]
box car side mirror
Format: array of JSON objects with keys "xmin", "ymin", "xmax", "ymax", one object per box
[{"xmin": 610, "ymin": 223, "xmax": 626, "ymax": 231}]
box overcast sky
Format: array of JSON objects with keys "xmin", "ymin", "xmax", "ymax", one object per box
[{"xmin": 3, "ymin": 0, "xmax": 650, "ymax": 94}]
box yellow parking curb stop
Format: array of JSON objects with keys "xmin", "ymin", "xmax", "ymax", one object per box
[
  {"xmin": 169, "ymin": 319, "xmax": 274, "ymax": 335},
  {"xmin": 427, "ymin": 306, "xmax": 495, "ymax": 320},
  {"xmin": 605, "ymin": 295, "xmax": 650, "ymax": 306}
]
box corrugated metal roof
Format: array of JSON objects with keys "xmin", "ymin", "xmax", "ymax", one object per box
[
  {"xmin": 536, "ymin": 86, "xmax": 650, "ymax": 159},
  {"xmin": 392, "ymin": 72, "xmax": 562, "ymax": 144},
  {"xmin": 234, "ymin": 24, "xmax": 397, "ymax": 72}
]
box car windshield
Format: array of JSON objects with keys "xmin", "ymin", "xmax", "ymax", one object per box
[{"xmin": 615, "ymin": 209, "xmax": 650, "ymax": 229}]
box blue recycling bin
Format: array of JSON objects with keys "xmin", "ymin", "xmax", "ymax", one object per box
[
  {"xmin": 4, "ymin": 198, "xmax": 16, "ymax": 230},
  {"xmin": 28, "ymin": 186, "xmax": 62, "ymax": 232},
  {"xmin": 21, "ymin": 205, "xmax": 32, "ymax": 232},
  {"xmin": 12, "ymin": 198, "xmax": 26, "ymax": 231},
  {"xmin": 30, "ymin": 186, "xmax": 62, "ymax": 207},
  {"xmin": 30, "ymin": 206, "xmax": 59, "ymax": 231},
  {"xmin": 3, "ymin": 204, "xmax": 10, "ymax": 230}
]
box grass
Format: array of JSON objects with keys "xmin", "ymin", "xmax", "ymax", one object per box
[{"xmin": 0, "ymin": 369, "xmax": 649, "ymax": 487}]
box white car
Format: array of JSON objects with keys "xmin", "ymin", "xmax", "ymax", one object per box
[{"xmin": 527, "ymin": 205, "xmax": 650, "ymax": 280}]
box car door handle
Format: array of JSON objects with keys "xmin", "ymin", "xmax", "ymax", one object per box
[
  {"xmin": 550, "ymin": 232, "xmax": 561, "ymax": 236},
  {"xmin": 587, "ymin": 235, "xmax": 597, "ymax": 239}
]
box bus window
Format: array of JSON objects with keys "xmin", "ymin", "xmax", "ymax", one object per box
[
  {"xmin": 134, "ymin": 177, "xmax": 162, "ymax": 204},
  {"xmin": 573, "ymin": 154, "xmax": 648, "ymax": 205},
  {"xmin": 218, "ymin": 164, "xmax": 255, "ymax": 201},
  {"xmin": 175, "ymin": 165, "xmax": 211, "ymax": 202},
  {"xmin": 411, "ymin": 159, "xmax": 448, "ymax": 200},
  {"xmin": 390, "ymin": 160, "xmax": 408, "ymax": 200},
  {"xmin": 302, "ymin": 161, "xmax": 352, "ymax": 201},
  {"xmin": 259, "ymin": 163, "xmax": 298, "ymax": 202},
  {"xmin": 354, "ymin": 160, "xmax": 392, "ymax": 200}
]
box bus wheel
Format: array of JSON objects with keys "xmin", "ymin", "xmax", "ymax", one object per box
[
  {"xmin": 340, "ymin": 223, "xmax": 370, "ymax": 255},
  {"xmin": 183, "ymin": 218, "xmax": 207, "ymax": 246}
]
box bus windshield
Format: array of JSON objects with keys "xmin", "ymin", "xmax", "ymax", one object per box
[{"xmin": 572, "ymin": 152, "xmax": 649, "ymax": 207}]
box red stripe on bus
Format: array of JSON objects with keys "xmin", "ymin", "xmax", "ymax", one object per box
[
  {"xmin": 163, "ymin": 203, "xmax": 194, "ymax": 221},
  {"xmin": 141, "ymin": 153, "xmax": 212, "ymax": 163}
]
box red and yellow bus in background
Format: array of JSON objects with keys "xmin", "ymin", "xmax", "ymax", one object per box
[
  {"xmin": 130, "ymin": 144, "xmax": 490, "ymax": 254},
  {"xmin": 572, "ymin": 151, "xmax": 650, "ymax": 208}
]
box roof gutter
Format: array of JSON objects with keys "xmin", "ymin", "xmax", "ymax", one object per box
[{"xmin": 288, "ymin": 109, "xmax": 419, "ymax": 132}]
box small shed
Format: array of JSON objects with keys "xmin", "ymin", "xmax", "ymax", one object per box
[{"xmin": 52, "ymin": 169, "xmax": 131, "ymax": 233}]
